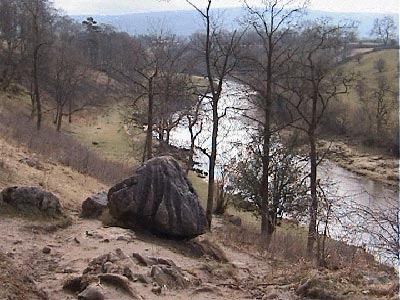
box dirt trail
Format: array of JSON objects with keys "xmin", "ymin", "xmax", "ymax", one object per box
[{"xmin": 0, "ymin": 213, "xmax": 297, "ymax": 300}]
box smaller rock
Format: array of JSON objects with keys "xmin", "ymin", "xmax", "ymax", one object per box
[
  {"xmin": 78, "ymin": 284, "xmax": 105, "ymax": 300},
  {"xmin": 19, "ymin": 157, "xmax": 44, "ymax": 170},
  {"xmin": 1, "ymin": 186, "xmax": 62, "ymax": 216},
  {"xmin": 81, "ymin": 191, "xmax": 108, "ymax": 219},
  {"xmin": 192, "ymin": 284, "xmax": 223, "ymax": 296},
  {"xmin": 132, "ymin": 252, "xmax": 176, "ymax": 267},
  {"xmin": 42, "ymin": 246, "xmax": 51, "ymax": 254},
  {"xmin": 186, "ymin": 238, "xmax": 229, "ymax": 263},
  {"xmin": 151, "ymin": 265, "xmax": 189, "ymax": 290},
  {"xmin": 226, "ymin": 214, "xmax": 242, "ymax": 226},
  {"xmin": 134, "ymin": 273, "xmax": 152, "ymax": 284},
  {"xmin": 151, "ymin": 285, "xmax": 162, "ymax": 295},
  {"xmin": 62, "ymin": 267, "xmax": 75, "ymax": 273},
  {"xmin": 63, "ymin": 276, "xmax": 83, "ymax": 293}
]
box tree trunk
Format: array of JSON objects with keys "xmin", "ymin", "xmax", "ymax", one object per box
[
  {"xmin": 145, "ymin": 78, "xmax": 154, "ymax": 161},
  {"xmin": 206, "ymin": 97, "xmax": 218, "ymax": 228},
  {"xmin": 68, "ymin": 99, "xmax": 72, "ymax": 123},
  {"xmin": 30, "ymin": 83, "xmax": 36, "ymax": 117},
  {"xmin": 56, "ymin": 106, "xmax": 63, "ymax": 131},
  {"xmin": 260, "ymin": 42, "xmax": 274, "ymax": 246},
  {"xmin": 54, "ymin": 104, "xmax": 59, "ymax": 124},
  {"xmin": 166, "ymin": 128, "xmax": 171, "ymax": 145},
  {"xmin": 260, "ymin": 109, "xmax": 272, "ymax": 245},
  {"xmin": 307, "ymin": 131, "xmax": 318, "ymax": 256},
  {"xmin": 33, "ymin": 46, "xmax": 41, "ymax": 130}
]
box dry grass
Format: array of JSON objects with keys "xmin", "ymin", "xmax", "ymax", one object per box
[
  {"xmin": 336, "ymin": 49, "xmax": 399, "ymax": 142},
  {"xmin": 65, "ymin": 105, "xmax": 144, "ymax": 164},
  {"xmin": 0, "ymin": 93, "xmax": 133, "ymax": 185},
  {"xmin": 0, "ymin": 253, "xmax": 47, "ymax": 300}
]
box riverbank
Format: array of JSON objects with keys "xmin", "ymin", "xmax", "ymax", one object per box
[{"xmin": 318, "ymin": 139, "xmax": 398, "ymax": 188}]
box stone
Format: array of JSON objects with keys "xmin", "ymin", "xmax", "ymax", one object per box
[
  {"xmin": 63, "ymin": 276, "xmax": 83, "ymax": 293},
  {"xmin": 1, "ymin": 186, "xmax": 62, "ymax": 216},
  {"xmin": 78, "ymin": 284, "xmax": 105, "ymax": 300},
  {"xmin": 186, "ymin": 238, "xmax": 229, "ymax": 263},
  {"xmin": 107, "ymin": 156, "xmax": 207, "ymax": 239},
  {"xmin": 81, "ymin": 191, "xmax": 108, "ymax": 219},
  {"xmin": 42, "ymin": 246, "xmax": 51, "ymax": 254},
  {"xmin": 19, "ymin": 157, "xmax": 44, "ymax": 170},
  {"xmin": 226, "ymin": 214, "xmax": 242, "ymax": 226},
  {"xmin": 150, "ymin": 264, "xmax": 190, "ymax": 289},
  {"xmin": 132, "ymin": 252, "xmax": 176, "ymax": 267},
  {"xmin": 151, "ymin": 285, "xmax": 162, "ymax": 295},
  {"xmin": 296, "ymin": 278, "xmax": 341, "ymax": 300}
]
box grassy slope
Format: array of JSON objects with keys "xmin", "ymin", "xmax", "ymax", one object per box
[
  {"xmin": 0, "ymin": 84, "xmax": 398, "ymax": 300},
  {"xmin": 339, "ymin": 49, "xmax": 399, "ymax": 127},
  {"xmin": 65, "ymin": 105, "xmax": 144, "ymax": 165}
]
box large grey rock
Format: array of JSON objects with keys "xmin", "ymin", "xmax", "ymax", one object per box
[
  {"xmin": 107, "ymin": 156, "xmax": 207, "ymax": 239},
  {"xmin": 81, "ymin": 191, "xmax": 108, "ymax": 218},
  {"xmin": 1, "ymin": 186, "xmax": 62, "ymax": 216}
]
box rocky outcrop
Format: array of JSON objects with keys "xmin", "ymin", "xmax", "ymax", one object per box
[
  {"xmin": 107, "ymin": 156, "xmax": 207, "ymax": 239},
  {"xmin": 81, "ymin": 191, "xmax": 108, "ymax": 219},
  {"xmin": 186, "ymin": 238, "xmax": 229, "ymax": 263},
  {"xmin": 0, "ymin": 186, "xmax": 62, "ymax": 216}
]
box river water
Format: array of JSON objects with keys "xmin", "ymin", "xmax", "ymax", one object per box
[{"xmin": 170, "ymin": 81, "xmax": 399, "ymax": 264}]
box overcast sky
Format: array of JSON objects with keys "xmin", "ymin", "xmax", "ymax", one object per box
[{"xmin": 52, "ymin": 0, "xmax": 399, "ymax": 16}]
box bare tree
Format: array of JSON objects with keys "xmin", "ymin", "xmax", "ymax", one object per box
[
  {"xmin": 370, "ymin": 15, "xmax": 397, "ymax": 45},
  {"xmin": 234, "ymin": 0, "xmax": 308, "ymax": 243},
  {"xmin": 370, "ymin": 76, "xmax": 395, "ymax": 138},
  {"xmin": 185, "ymin": 93, "xmax": 206, "ymax": 174},
  {"xmin": 186, "ymin": 0, "xmax": 242, "ymax": 228},
  {"xmin": 342, "ymin": 197, "xmax": 399, "ymax": 263},
  {"xmin": 0, "ymin": 0, "xmax": 25, "ymax": 90},
  {"xmin": 283, "ymin": 20, "xmax": 353, "ymax": 256},
  {"xmin": 45, "ymin": 17, "xmax": 87, "ymax": 131},
  {"xmin": 20, "ymin": 0, "xmax": 54, "ymax": 130}
]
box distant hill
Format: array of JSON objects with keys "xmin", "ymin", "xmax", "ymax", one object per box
[{"xmin": 72, "ymin": 8, "xmax": 399, "ymax": 38}]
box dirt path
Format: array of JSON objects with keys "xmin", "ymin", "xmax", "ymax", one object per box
[{"xmin": 0, "ymin": 213, "xmax": 300, "ymax": 300}]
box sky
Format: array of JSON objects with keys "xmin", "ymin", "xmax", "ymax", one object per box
[{"xmin": 52, "ymin": 0, "xmax": 399, "ymax": 16}]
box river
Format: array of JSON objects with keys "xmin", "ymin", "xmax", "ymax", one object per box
[{"xmin": 170, "ymin": 81, "xmax": 399, "ymax": 265}]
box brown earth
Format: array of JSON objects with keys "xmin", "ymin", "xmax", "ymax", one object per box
[{"xmin": 0, "ymin": 136, "xmax": 398, "ymax": 300}]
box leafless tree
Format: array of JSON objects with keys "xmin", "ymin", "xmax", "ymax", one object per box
[
  {"xmin": 234, "ymin": 0, "xmax": 308, "ymax": 243},
  {"xmin": 44, "ymin": 17, "xmax": 87, "ymax": 131},
  {"xmin": 283, "ymin": 20, "xmax": 353, "ymax": 255},
  {"xmin": 0, "ymin": 0, "xmax": 25, "ymax": 90},
  {"xmin": 370, "ymin": 15, "xmax": 397, "ymax": 45},
  {"xmin": 341, "ymin": 197, "xmax": 399, "ymax": 264},
  {"xmin": 186, "ymin": 0, "xmax": 243, "ymax": 228},
  {"xmin": 20, "ymin": 0, "xmax": 54, "ymax": 130},
  {"xmin": 370, "ymin": 76, "xmax": 395, "ymax": 138}
]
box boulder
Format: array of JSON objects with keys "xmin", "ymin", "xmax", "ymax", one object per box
[
  {"xmin": 81, "ymin": 191, "xmax": 108, "ymax": 218},
  {"xmin": 78, "ymin": 285, "xmax": 105, "ymax": 300},
  {"xmin": 1, "ymin": 186, "xmax": 62, "ymax": 216},
  {"xmin": 107, "ymin": 156, "xmax": 207, "ymax": 239}
]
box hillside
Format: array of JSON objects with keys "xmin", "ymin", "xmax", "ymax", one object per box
[
  {"xmin": 0, "ymin": 89, "xmax": 398, "ymax": 299},
  {"xmin": 320, "ymin": 49, "xmax": 399, "ymax": 185},
  {"xmin": 72, "ymin": 8, "xmax": 399, "ymax": 38}
]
